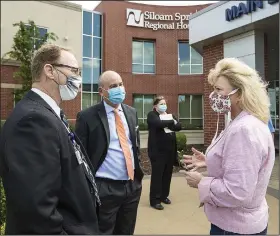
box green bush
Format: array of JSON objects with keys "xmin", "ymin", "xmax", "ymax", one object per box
[
  {"xmin": 176, "ymin": 132, "xmax": 187, "ymax": 151},
  {"xmin": 0, "ymin": 222, "xmax": 5, "ymax": 235},
  {"xmin": 0, "ymin": 178, "xmax": 6, "ymax": 234},
  {"xmin": 69, "ymin": 123, "xmax": 75, "ymax": 131},
  {"xmin": 139, "ymin": 123, "xmax": 148, "ymax": 131}
]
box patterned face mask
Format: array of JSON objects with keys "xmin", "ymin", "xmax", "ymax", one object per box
[{"xmin": 209, "ymin": 89, "xmax": 238, "ymax": 114}]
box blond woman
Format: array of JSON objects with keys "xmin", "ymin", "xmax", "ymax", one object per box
[{"xmin": 181, "ymin": 58, "xmax": 275, "ymax": 235}]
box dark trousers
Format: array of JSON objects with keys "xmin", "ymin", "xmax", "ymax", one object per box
[
  {"xmin": 96, "ymin": 177, "xmax": 142, "ymax": 235},
  {"xmin": 149, "ymin": 155, "xmax": 174, "ymax": 206},
  {"xmin": 210, "ymin": 224, "xmax": 268, "ymax": 235}
]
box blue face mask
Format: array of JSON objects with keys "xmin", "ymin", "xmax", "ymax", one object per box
[
  {"xmin": 103, "ymin": 86, "xmax": 126, "ymax": 105},
  {"xmin": 158, "ymin": 104, "xmax": 167, "ymax": 113}
]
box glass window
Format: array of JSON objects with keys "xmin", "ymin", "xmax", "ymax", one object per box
[
  {"xmin": 82, "ymin": 58, "xmax": 92, "ymax": 91},
  {"xmin": 93, "ymin": 13, "xmax": 102, "ymax": 37},
  {"xmin": 178, "ymin": 42, "xmax": 203, "ymax": 75},
  {"xmin": 38, "ymin": 28, "xmax": 47, "ymax": 38},
  {"xmin": 92, "ymin": 59, "xmax": 101, "ymax": 89},
  {"xmin": 178, "ymin": 95, "xmax": 203, "ymax": 130},
  {"xmin": 25, "ymin": 24, "xmax": 48, "ymax": 50},
  {"xmin": 83, "ymin": 11, "xmax": 92, "ymax": 35},
  {"xmin": 133, "ymin": 94, "xmax": 155, "ymax": 124},
  {"xmin": 132, "ymin": 41, "xmax": 143, "ymax": 64},
  {"xmin": 132, "ymin": 40, "xmax": 155, "ymax": 74},
  {"xmin": 93, "ymin": 37, "xmax": 101, "ymax": 59},
  {"xmin": 144, "ymin": 42, "xmax": 154, "ymax": 64},
  {"xmin": 83, "ymin": 35, "xmax": 92, "ymax": 58},
  {"xmin": 82, "ymin": 10, "xmax": 103, "ymax": 110}
]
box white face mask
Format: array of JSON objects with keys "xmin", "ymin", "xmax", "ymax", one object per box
[{"xmin": 59, "ymin": 75, "xmax": 82, "ymax": 101}]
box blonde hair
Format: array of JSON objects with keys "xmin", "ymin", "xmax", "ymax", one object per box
[{"xmin": 208, "ymin": 58, "xmax": 270, "ymax": 123}]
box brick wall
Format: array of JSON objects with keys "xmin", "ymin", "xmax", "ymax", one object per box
[
  {"xmin": 203, "ymin": 41, "xmax": 225, "ymax": 146},
  {"xmin": 95, "ymin": 1, "xmax": 210, "ymax": 116}
]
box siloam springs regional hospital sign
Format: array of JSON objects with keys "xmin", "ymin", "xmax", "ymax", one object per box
[{"xmin": 126, "ymin": 8, "xmax": 198, "ymax": 31}]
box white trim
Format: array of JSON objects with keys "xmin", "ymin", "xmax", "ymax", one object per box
[{"xmin": 1, "ymin": 83, "xmax": 22, "ymax": 89}]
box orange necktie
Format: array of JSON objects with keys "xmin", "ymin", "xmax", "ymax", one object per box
[{"xmin": 114, "ymin": 109, "xmax": 134, "ymax": 180}]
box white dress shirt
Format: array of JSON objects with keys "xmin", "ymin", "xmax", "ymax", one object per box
[{"xmin": 31, "ymin": 88, "xmax": 61, "ymax": 118}]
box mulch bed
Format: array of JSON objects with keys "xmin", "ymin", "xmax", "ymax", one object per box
[{"xmin": 139, "ymin": 144, "xmax": 208, "ymax": 175}]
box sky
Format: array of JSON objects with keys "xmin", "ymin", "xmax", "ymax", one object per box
[{"xmin": 69, "ymin": 1, "xmax": 218, "ymax": 10}]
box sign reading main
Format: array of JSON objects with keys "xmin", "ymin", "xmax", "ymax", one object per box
[
  {"xmin": 225, "ymin": 0, "xmax": 279, "ymax": 22},
  {"xmin": 126, "ymin": 8, "xmax": 197, "ymax": 31}
]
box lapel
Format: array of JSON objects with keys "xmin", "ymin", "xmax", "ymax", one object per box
[
  {"xmin": 97, "ymin": 102, "xmax": 110, "ymax": 146},
  {"xmin": 26, "ymin": 90, "xmax": 61, "ymax": 122},
  {"xmin": 205, "ymin": 111, "xmax": 249, "ymax": 156},
  {"xmin": 121, "ymin": 104, "xmax": 136, "ymax": 147}
]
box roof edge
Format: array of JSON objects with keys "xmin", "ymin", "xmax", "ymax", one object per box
[
  {"xmin": 189, "ymin": 1, "xmax": 229, "ymax": 20},
  {"xmin": 40, "ymin": 1, "xmax": 82, "ymax": 12}
]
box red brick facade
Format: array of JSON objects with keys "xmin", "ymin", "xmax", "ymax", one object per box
[
  {"xmin": 202, "ymin": 41, "xmax": 225, "ymax": 145},
  {"xmin": 95, "ymin": 1, "xmax": 210, "ymax": 114}
]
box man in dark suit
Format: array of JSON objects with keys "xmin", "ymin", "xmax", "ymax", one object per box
[
  {"xmin": 75, "ymin": 70, "xmax": 143, "ymax": 235},
  {"xmin": 0, "ymin": 44, "xmax": 100, "ymax": 234}
]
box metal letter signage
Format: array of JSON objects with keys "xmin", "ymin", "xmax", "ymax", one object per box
[
  {"xmin": 126, "ymin": 8, "xmax": 198, "ymax": 31},
  {"xmin": 225, "ymin": 0, "xmax": 278, "ymax": 22}
]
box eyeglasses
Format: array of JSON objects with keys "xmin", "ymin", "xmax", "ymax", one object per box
[{"xmin": 52, "ymin": 63, "xmax": 81, "ymax": 76}]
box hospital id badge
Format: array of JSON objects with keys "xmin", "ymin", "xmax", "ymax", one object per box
[{"xmin": 75, "ymin": 149, "xmax": 83, "ymax": 165}]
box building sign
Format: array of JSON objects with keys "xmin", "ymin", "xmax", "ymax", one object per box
[
  {"xmin": 126, "ymin": 8, "xmax": 197, "ymax": 31},
  {"xmin": 225, "ymin": 0, "xmax": 279, "ymax": 22}
]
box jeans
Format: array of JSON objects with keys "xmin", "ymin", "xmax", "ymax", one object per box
[{"xmin": 210, "ymin": 224, "xmax": 267, "ymax": 235}]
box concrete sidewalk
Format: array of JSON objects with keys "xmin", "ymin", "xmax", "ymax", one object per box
[{"xmin": 134, "ymin": 175, "xmax": 279, "ymax": 235}]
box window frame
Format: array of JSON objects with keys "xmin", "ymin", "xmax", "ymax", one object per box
[
  {"xmin": 132, "ymin": 40, "xmax": 156, "ymax": 75},
  {"xmin": 81, "ymin": 10, "xmax": 103, "ymax": 110},
  {"xmin": 178, "ymin": 94, "xmax": 204, "ymax": 130},
  {"xmin": 178, "ymin": 41, "xmax": 203, "ymax": 75},
  {"xmin": 133, "ymin": 94, "xmax": 156, "ymax": 124}
]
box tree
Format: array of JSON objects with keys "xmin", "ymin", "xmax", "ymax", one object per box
[{"xmin": 2, "ymin": 20, "xmax": 58, "ymax": 102}]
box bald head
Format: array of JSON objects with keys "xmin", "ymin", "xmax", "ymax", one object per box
[{"xmin": 98, "ymin": 70, "xmax": 122, "ymax": 88}]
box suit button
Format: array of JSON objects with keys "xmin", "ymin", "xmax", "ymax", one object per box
[{"xmin": 90, "ymin": 187, "xmax": 94, "ymax": 194}]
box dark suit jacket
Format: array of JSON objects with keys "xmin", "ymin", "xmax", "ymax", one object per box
[
  {"xmin": 75, "ymin": 101, "xmax": 144, "ymax": 182},
  {"xmin": 0, "ymin": 91, "xmax": 99, "ymax": 235},
  {"xmin": 147, "ymin": 110, "xmax": 182, "ymax": 163}
]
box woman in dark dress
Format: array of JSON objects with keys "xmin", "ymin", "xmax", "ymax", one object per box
[{"xmin": 147, "ymin": 96, "xmax": 182, "ymax": 210}]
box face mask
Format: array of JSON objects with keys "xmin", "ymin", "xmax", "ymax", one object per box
[
  {"xmin": 103, "ymin": 86, "xmax": 126, "ymax": 105},
  {"xmin": 58, "ymin": 75, "xmax": 82, "ymax": 101},
  {"xmin": 209, "ymin": 89, "xmax": 238, "ymax": 143},
  {"xmin": 52, "ymin": 67, "xmax": 82, "ymax": 101},
  {"xmin": 157, "ymin": 104, "xmax": 167, "ymax": 113},
  {"xmin": 209, "ymin": 89, "xmax": 238, "ymax": 114}
]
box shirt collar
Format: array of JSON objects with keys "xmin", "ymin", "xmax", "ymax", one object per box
[
  {"xmin": 103, "ymin": 100, "xmax": 122, "ymax": 114},
  {"xmin": 31, "ymin": 88, "xmax": 61, "ymax": 118}
]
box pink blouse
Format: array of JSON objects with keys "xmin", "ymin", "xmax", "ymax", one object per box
[{"xmin": 198, "ymin": 111, "xmax": 275, "ymax": 234}]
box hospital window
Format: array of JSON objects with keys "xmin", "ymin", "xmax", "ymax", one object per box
[
  {"xmin": 133, "ymin": 94, "xmax": 156, "ymax": 125},
  {"xmin": 82, "ymin": 10, "xmax": 103, "ymax": 110},
  {"xmin": 132, "ymin": 40, "xmax": 155, "ymax": 74},
  {"xmin": 178, "ymin": 95, "xmax": 204, "ymax": 130},
  {"xmin": 178, "ymin": 41, "xmax": 203, "ymax": 75}
]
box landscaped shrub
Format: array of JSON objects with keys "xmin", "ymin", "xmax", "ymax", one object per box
[
  {"xmin": 176, "ymin": 132, "xmax": 187, "ymax": 151},
  {"xmin": 139, "ymin": 123, "xmax": 148, "ymax": 131},
  {"xmin": 0, "ymin": 178, "xmax": 6, "ymax": 234}
]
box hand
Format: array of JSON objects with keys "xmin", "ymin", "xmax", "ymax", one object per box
[
  {"xmin": 181, "ymin": 147, "xmax": 206, "ymax": 171},
  {"xmin": 179, "ymin": 170, "xmax": 203, "ymax": 188},
  {"xmin": 190, "ymin": 147, "xmax": 205, "ymax": 161}
]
